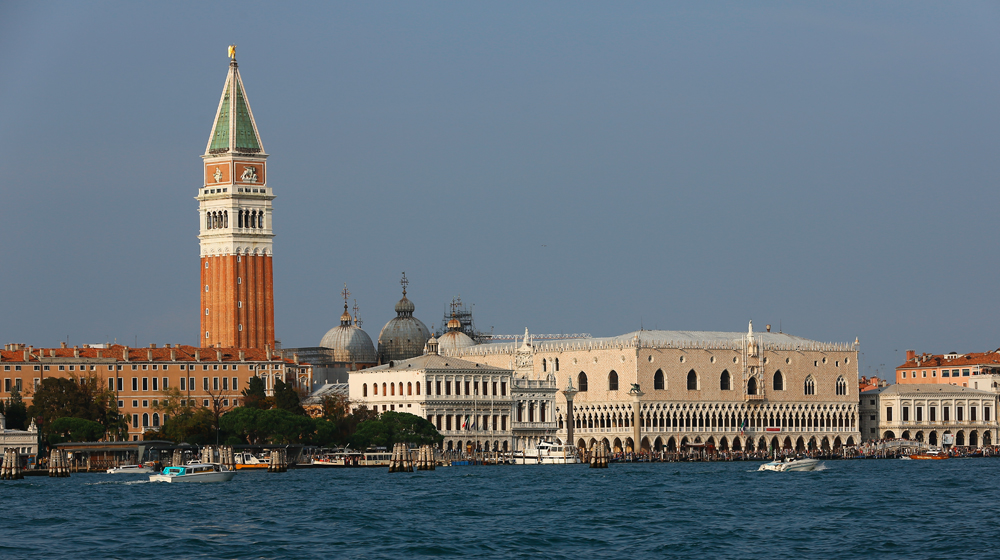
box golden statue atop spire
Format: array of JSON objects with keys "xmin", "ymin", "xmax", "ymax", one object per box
[{"xmin": 228, "ymin": 44, "xmax": 237, "ymax": 60}]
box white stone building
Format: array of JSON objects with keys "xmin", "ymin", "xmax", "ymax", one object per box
[
  {"xmin": 860, "ymin": 384, "xmax": 997, "ymax": 447},
  {"xmin": 447, "ymin": 322, "xmax": 861, "ymax": 455},
  {"xmin": 0, "ymin": 414, "xmax": 38, "ymax": 457}
]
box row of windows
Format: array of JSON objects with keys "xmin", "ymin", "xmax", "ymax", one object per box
[
  {"xmin": 432, "ymin": 414, "xmax": 508, "ymax": 432},
  {"xmin": 363, "ymin": 380, "xmax": 509, "ymax": 398},
  {"xmin": 885, "ymin": 405, "xmax": 991, "ymax": 423},
  {"xmin": 108, "ymin": 376, "xmax": 242, "ymax": 392},
  {"xmin": 3, "ymin": 363, "xmax": 278, "ymax": 372},
  {"xmin": 576, "ymin": 370, "xmax": 849, "ymax": 396},
  {"xmin": 902, "ymin": 369, "xmax": 972, "ymax": 379},
  {"xmin": 541, "ymin": 358, "xmax": 560, "ymax": 372},
  {"xmin": 204, "ymin": 209, "xmax": 266, "ymax": 230}
]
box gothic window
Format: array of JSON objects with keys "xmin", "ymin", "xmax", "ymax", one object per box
[
  {"xmin": 654, "ymin": 369, "xmax": 664, "ymax": 390},
  {"xmin": 142, "ymin": 413, "xmax": 149, "ymax": 427},
  {"xmin": 687, "ymin": 370, "xmax": 699, "ymax": 390},
  {"xmin": 773, "ymin": 370, "xmax": 784, "ymax": 391},
  {"xmin": 152, "ymin": 413, "xmax": 160, "ymax": 427},
  {"xmin": 804, "ymin": 376, "xmax": 816, "ymax": 395},
  {"xmin": 259, "ymin": 212, "xmax": 265, "ymax": 229},
  {"xmin": 836, "ymin": 376, "xmax": 847, "ymax": 396},
  {"xmin": 555, "ymin": 358, "xmax": 559, "ymax": 371},
  {"xmin": 238, "ymin": 210, "xmax": 243, "ymax": 228},
  {"xmin": 206, "ymin": 213, "xmax": 212, "ymax": 229},
  {"xmin": 578, "ymin": 372, "xmax": 588, "ymax": 392},
  {"xmin": 542, "ymin": 359, "xmax": 547, "ymax": 372},
  {"xmin": 407, "ymin": 382, "xmax": 412, "ymax": 396},
  {"xmin": 721, "ymin": 370, "xmax": 731, "ymax": 391},
  {"xmin": 382, "ymin": 382, "xmax": 387, "ymax": 396},
  {"xmin": 363, "ymin": 384, "xmax": 367, "ymax": 397},
  {"xmin": 223, "ymin": 211, "xmax": 228, "ymax": 228},
  {"xmin": 747, "ymin": 377, "xmax": 758, "ymax": 395},
  {"xmin": 609, "ymin": 370, "xmax": 619, "ymax": 391},
  {"xmin": 416, "ymin": 382, "xmax": 420, "ymax": 395}
]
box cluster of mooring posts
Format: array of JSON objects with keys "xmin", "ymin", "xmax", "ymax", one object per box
[
  {"xmin": 170, "ymin": 449, "xmax": 185, "ymax": 467},
  {"xmin": 590, "ymin": 442, "xmax": 610, "ymax": 468},
  {"xmin": 1, "ymin": 449, "xmax": 24, "ymax": 480},
  {"xmin": 219, "ymin": 446, "xmax": 236, "ymax": 470},
  {"xmin": 49, "ymin": 449, "xmax": 71, "ymax": 477},
  {"xmin": 268, "ymin": 449, "xmax": 288, "ymax": 472},
  {"xmin": 388, "ymin": 443, "xmax": 413, "ymax": 473},
  {"xmin": 415, "ymin": 445, "xmax": 436, "ymax": 470}
]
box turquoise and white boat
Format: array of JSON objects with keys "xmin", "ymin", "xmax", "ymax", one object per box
[{"xmin": 149, "ymin": 462, "xmax": 235, "ymax": 483}]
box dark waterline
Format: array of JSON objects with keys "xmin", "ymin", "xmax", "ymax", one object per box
[{"xmin": 2, "ymin": 459, "xmax": 996, "ymax": 559}]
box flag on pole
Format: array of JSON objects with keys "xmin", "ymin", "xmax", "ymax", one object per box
[{"xmin": 739, "ymin": 418, "xmax": 745, "ymax": 435}]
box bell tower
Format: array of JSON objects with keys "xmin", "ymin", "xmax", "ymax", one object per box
[{"xmin": 198, "ymin": 46, "xmax": 275, "ymax": 349}]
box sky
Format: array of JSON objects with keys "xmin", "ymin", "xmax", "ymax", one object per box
[{"xmin": 2, "ymin": 2, "xmax": 999, "ymax": 380}]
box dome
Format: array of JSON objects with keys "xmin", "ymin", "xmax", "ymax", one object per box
[
  {"xmin": 438, "ymin": 330, "xmax": 476, "ymax": 352},
  {"xmin": 378, "ymin": 278, "xmax": 429, "ymax": 363},
  {"xmin": 319, "ymin": 305, "xmax": 377, "ymax": 364},
  {"xmin": 438, "ymin": 314, "xmax": 476, "ymax": 352}
]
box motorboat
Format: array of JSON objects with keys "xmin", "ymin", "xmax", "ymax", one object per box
[
  {"xmin": 234, "ymin": 452, "xmax": 269, "ymax": 470},
  {"xmin": 909, "ymin": 449, "xmax": 949, "ymax": 460},
  {"xmin": 516, "ymin": 441, "xmax": 581, "ymax": 465},
  {"xmin": 758, "ymin": 457, "xmax": 821, "ymax": 472},
  {"xmin": 149, "ymin": 463, "xmax": 236, "ymax": 483},
  {"xmin": 107, "ymin": 464, "xmax": 157, "ymax": 474}
]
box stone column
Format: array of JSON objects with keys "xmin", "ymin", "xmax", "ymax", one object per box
[
  {"xmin": 629, "ymin": 385, "xmax": 645, "ymax": 456},
  {"xmin": 561, "ymin": 377, "xmax": 579, "ymax": 455}
]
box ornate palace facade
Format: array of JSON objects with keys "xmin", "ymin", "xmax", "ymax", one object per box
[{"xmin": 446, "ymin": 323, "xmax": 861, "ymax": 454}]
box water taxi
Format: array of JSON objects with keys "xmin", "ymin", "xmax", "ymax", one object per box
[
  {"xmin": 234, "ymin": 452, "xmax": 270, "ymax": 470},
  {"xmin": 758, "ymin": 457, "xmax": 821, "ymax": 472},
  {"xmin": 149, "ymin": 463, "xmax": 236, "ymax": 483},
  {"xmin": 516, "ymin": 441, "xmax": 581, "ymax": 464},
  {"xmin": 107, "ymin": 464, "xmax": 156, "ymax": 474},
  {"xmin": 909, "ymin": 449, "xmax": 949, "ymax": 460}
]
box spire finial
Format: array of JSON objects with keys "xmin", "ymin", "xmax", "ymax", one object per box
[
  {"xmin": 400, "ymin": 272, "xmax": 409, "ymax": 297},
  {"xmin": 341, "ymin": 283, "xmax": 351, "ymax": 312},
  {"xmin": 353, "ymin": 299, "xmax": 362, "ymax": 328},
  {"xmin": 228, "ymin": 44, "xmax": 237, "ymax": 61}
]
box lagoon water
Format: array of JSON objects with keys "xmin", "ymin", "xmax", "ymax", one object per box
[{"xmin": 2, "ymin": 459, "xmax": 997, "ymax": 559}]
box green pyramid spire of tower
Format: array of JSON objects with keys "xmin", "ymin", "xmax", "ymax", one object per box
[{"xmin": 206, "ymin": 57, "xmax": 264, "ymax": 155}]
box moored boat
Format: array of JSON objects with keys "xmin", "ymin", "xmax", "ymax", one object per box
[
  {"xmin": 234, "ymin": 452, "xmax": 269, "ymax": 470},
  {"xmin": 516, "ymin": 441, "xmax": 581, "ymax": 465},
  {"xmin": 909, "ymin": 449, "xmax": 949, "ymax": 460},
  {"xmin": 149, "ymin": 463, "xmax": 236, "ymax": 483}
]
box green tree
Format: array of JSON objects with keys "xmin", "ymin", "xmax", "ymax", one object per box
[
  {"xmin": 47, "ymin": 417, "xmax": 106, "ymax": 444},
  {"xmin": 219, "ymin": 406, "xmax": 265, "ymax": 444},
  {"xmin": 241, "ymin": 377, "xmax": 270, "ymax": 409},
  {"xmin": 156, "ymin": 407, "xmax": 217, "ymax": 444},
  {"xmin": 261, "ymin": 408, "xmax": 314, "ymax": 443},
  {"xmin": 273, "ymin": 379, "xmax": 306, "ymax": 416},
  {"xmin": 2, "ymin": 387, "xmax": 28, "ymax": 430},
  {"xmin": 27, "ymin": 376, "xmax": 122, "ymax": 440},
  {"xmin": 350, "ymin": 411, "xmax": 443, "ymax": 449}
]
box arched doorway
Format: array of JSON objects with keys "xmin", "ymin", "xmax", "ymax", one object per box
[
  {"xmin": 970, "ymin": 431, "xmax": 978, "ymax": 447},
  {"xmin": 928, "ymin": 431, "xmax": 938, "ymax": 446},
  {"xmin": 883, "ymin": 430, "xmax": 896, "ymax": 439},
  {"xmin": 667, "ymin": 436, "xmax": 677, "ymax": 452},
  {"xmin": 795, "ymin": 437, "xmax": 805, "ymax": 452}
]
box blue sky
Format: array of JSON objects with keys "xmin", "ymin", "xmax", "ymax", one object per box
[{"xmin": 2, "ymin": 2, "xmax": 999, "ymax": 379}]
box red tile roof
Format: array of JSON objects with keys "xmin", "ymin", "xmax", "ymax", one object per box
[
  {"xmin": 0, "ymin": 344, "xmax": 306, "ymax": 365},
  {"xmin": 896, "ymin": 350, "xmax": 1000, "ymax": 370}
]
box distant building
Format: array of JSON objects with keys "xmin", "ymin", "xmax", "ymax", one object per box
[
  {"xmin": 349, "ymin": 336, "xmax": 516, "ymax": 452},
  {"xmin": 376, "ymin": 274, "xmax": 431, "ymax": 365},
  {"xmin": 0, "ymin": 343, "xmax": 310, "ymax": 441},
  {"xmin": 0, "ymin": 413, "xmax": 38, "ymax": 457},
  {"xmin": 895, "ymin": 349, "xmax": 1000, "ymax": 390},
  {"xmin": 858, "ymin": 376, "xmax": 888, "ymax": 392},
  {"xmin": 860, "ymin": 384, "xmax": 997, "ymax": 447},
  {"xmin": 448, "ymin": 322, "xmax": 861, "ymax": 455}
]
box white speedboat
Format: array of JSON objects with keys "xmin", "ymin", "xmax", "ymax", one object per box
[
  {"xmin": 107, "ymin": 464, "xmax": 156, "ymax": 474},
  {"xmin": 758, "ymin": 457, "xmax": 821, "ymax": 472},
  {"xmin": 149, "ymin": 463, "xmax": 236, "ymax": 483},
  {"xmin": 516, "ymin": 441, "xmax": 581, "ymax": 465}
]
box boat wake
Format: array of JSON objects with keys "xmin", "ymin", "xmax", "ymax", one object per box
[{"xmin": 85, "ymin": 479, "xmax": 152, "ymax": 486}]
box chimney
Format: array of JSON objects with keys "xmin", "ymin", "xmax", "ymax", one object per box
[
  {"xmin": 239, "ymin": 350, "xmax": 245, "ymax": 362},
  {"xmin": 293, "ymin": 353, "xmax": 299, "ymax": 365},
  {"xmin": 766, "ymin": 324, "xmax": 771, "ymax": 332},
  {"xmin": 73, "ymin": 346, "xmax": 80, "ymax": 358},
  {"xmin": 195, "ymin": 350, "xmax": 201, "ymax": 362},
  {"xmin": 906, "ymin": 350, "xmax": 916, "ymax": 362},
  {"xmin": 96, "ymin": 349, "xmax": 102, "ymax": 359},
  {"xmin": 266, "ymin": 345, "xmax": 272, "ymax": 361},
  {"xmin": 124, "ymin": 347, "xmax": 129, "ymax": 362},
  {"xmin": 23, "ymin": 349, "xmax": 28, "ymax": 362},
  {"xmin": 60, "ymin": 342, "xmax": 67, "ymax": 349},
  {"xmin": 216, "ymin": 349, "xmax": 222, "ymax": 362},
  {"xmin": 150, "ymin": 343, "xmax": 157, "ymax": 349},
  {"xmin": 170, "ymin": 349, "xmax": 177, "ymax": 361},
  {"xmin": 49, "ymin": 349, "xmax": 55, "ymax": 357},
  {"xmin": 147, "ymin": 349, "xmax": 153, "ymax": 362}
]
